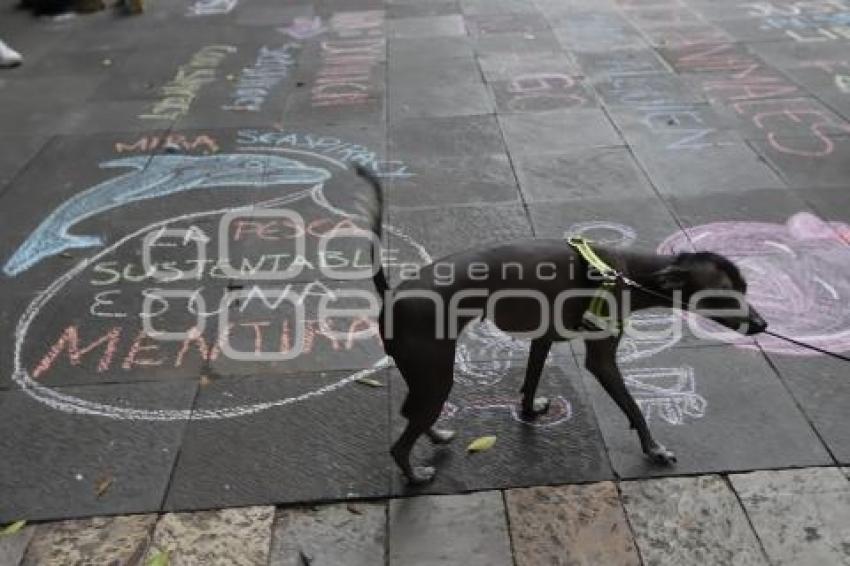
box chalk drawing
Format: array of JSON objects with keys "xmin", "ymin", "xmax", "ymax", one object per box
[
  {"xmin": 3, "ymin": 154, "xmax": 331, "ymax": 276},
  {"xmin": 12, "ymin": 134, "xmax": 428, "ymax": 421},
  {"xmin": 280, "ymin": 16, "xmax": 326, "ymax": 40},
  {"xmin": 187, "ymin": 0, "xmax": 237, "ymax": 16},
  {"xmin": 455, "ymin": 318, "xmax": 542, "ymax": 386},
  {"xmin": 224, "ymin": 44, "xmax": 299, "ymax": 112},
  {"xmin": 441, "ymin": 395, "xmax": 572, "ymax": 427},
  {"xmin": 139, "ymin": 45, "xmax": 236, "ymax": 120},
  {"xmin": 564, "ymin": 221, "xmax": 637, "ymax": 248},
  {"xmin": 659, "ymin": 211, "xmax": 850, "ymax": 355},
  {"xmin": 624, "ymin": 367, "xmax": 706, "ymax": 425}
]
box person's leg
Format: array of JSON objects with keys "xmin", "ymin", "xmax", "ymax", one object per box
[{"xmin": 0, "ymin": 39, "xmax": 22, "ymax": 68}]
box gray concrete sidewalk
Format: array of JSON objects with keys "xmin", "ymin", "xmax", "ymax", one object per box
[{"xmin": 3, "ymin": 466, "xmax": 849, "ymax": 565}]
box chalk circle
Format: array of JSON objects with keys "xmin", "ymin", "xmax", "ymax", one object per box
[
  {"xmin": 13, "ymin": 150, "xmax": 430, "ymax": 421},
  {"xmin": 564, "ymin": 221, "xmax": 637, "ymax": 249},
  {"xmin": 658, "ymin": 213, "xmax": 850, "ymax": 356}
]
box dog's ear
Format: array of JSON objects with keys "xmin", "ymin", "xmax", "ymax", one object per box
[{"xmin": 654, "ymin": 264, "xmax": 689, "ymax": 291}]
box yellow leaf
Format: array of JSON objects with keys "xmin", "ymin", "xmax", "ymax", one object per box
[
  {"xmin": 467, "ymin": 436, "xmax": 497, "ymax": 453},
  {"xmin": 355, "ymin": 377, "xmax": 384, "ymax": 387},
  {"xmin": 0, "ymin": 520, "xmax": 26, "ymax": 537},
  {"xmin": 147, "ymin": 550, "xmax": 170, "ymax": 566},
  {"xmin": 95, "ymin": 476, "xmax": 113, "ymax": 498}
]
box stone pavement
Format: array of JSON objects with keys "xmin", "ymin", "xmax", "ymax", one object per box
[
  {"xmin": 2, "ymin": 467, "xmax": 850, "ymax": 564},
  {"xmin": 1, "ymin": 0, "xmax": 850, "ymax": 560}
]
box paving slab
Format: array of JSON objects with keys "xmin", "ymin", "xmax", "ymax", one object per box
[
  {"xmin": 270, "ymin": 502, "xmax": 386, "ymax": 566},
  {"xmin": 552, "ymin": 12, "xmax": 647, "ymax": 52},
  {"xmin": 387, "ymin": 14, "xmax": 466, "ymax": 38},
  {"xmin": 388, "ymin": 36, "xmax": 474, "ymax": 67},
  {"xmin": 767, "ymin": 354, "xmax": 850, "ymax": 463},
  {"xmin": 606, "ymin": 103, "xmax": 743, "ymax": 150},
  {"xmin": 0, "ymin": 525, "xmax": 35, "ymax": 566},
  {"xmin": 620, "ymin": 475, "xmax": 769, "ymax": 565},
  {"xmin": 387, "ymin": 204, "xmax": 531, "ymax": 278},
  {"xmin": 387, "ymin": 0, "xmax": 461, "ymax": 18},
  {"xmin": 584, "ymin": 345, "xmax": 832, "ymax": 479},
  {"xmin": 0, "ymin": 133, "xmax": 48, "ymax": 189},
  {"xmin": 388, "ymin": 57, "xmax": 494, "ymax": 119},
  {"xmin": 163, "ymin": 371, "xmax": 391, "ymax": 511},
  {"xmin": 489, "ymin": 74, "xmax": 597, "ymax": 114},
  {"xmin": 0, "ymin": 381, "xmax": 196, "ymax": 522},
  {"xmin": 749, "ymin": 135, "xmax": 850, "ymax": 189},
  {"xmin": 591, "ymin": 72, "xmax": 705, "ymax": 108},
  {"xmin": 528, "ymin": 194, "xmax": 684, "ymax": 254},
  {"xmin": 472, "ymin": 30, "xmax": 563, "ymax": 58},
  {"xmin": 630, "ymin": 142, "xmax": 787, "ymax": 198},
  {"xmin": 386, "ymin": 153, "xmax": 520, "ymax": 207},
  {"xmin": 459, "ymin": 0, "xmax": 537, "ymax": 15},
  {"xmin": 465, "ymin": 12, "xmax": 550, "ymax": 37},
  {"xmin": 390, "ymin": 361, "xmax": 613, "ymax": 496},
  {"xmin": 573, "ymin": 47, "xmax": 670, "ymax": 79},
  {"xmin": 388, "ymin": 491, "xmax": 512, "ymax": 566},
  {"xmin": 506, "ymin": 482, "xmax": 640, "ymax": 566},
  {"xmin": 478, "ymin": 51, "xmax": 580, "ymax": 82},
  {"xmin": 498, "ymin": 109, "xmax": 623, "ymax": 155},
  {"xmin": 389, "ymin": 114, "xmax": 506, "ymax": 158},
  {"xmin": 21, "ymin": 515, "xmax": 156, "ymax": 566},
  {"xmin": 513, "ymin": 146, "xmax": 658, "ymax": 202},
  {"xmin": 731, "ymin": 467, "xmax": 850, "ymax": 566},
  {"xmin": 147, "ymin": 506, "xmax": 275, "ymax": 566}
]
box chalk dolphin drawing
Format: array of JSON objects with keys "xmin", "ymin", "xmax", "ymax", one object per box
[{"xmin": 3, "ymin": 153, "xmax": 331, "ymax": 276}]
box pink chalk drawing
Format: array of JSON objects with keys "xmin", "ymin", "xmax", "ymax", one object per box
[{"xmin": 659, "ymin": 211, "xmax": 850, "ymax": 355}]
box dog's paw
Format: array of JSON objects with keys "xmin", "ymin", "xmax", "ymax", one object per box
[
  {"xmin": 427, "ymin": 428, "xmax": 456, "ymax": 445},
  {"xmin": 521, "ymin": 396, "xmax": 551, "ymax": 420},
  {"xmin": 645, "ymin": 444, "xmax": 677, "ymax": 466},
  {"xmin": 408, "ymin": 466, "xmax": 436, "ymax": 485}
]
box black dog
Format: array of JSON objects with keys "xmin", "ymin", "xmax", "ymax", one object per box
[{"xmin": 354, "ymin": 166, "xmax": 767, "ymax": 485}]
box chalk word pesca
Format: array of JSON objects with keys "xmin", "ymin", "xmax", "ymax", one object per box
[
  {"xmin": 311, "ymin": 11, "xmax": 384, "ymax": 108},
  {"xmin": 139, "ymin": 45, "xmax": 236, "ymax": 121},
  {"xmin": 237, "ymin": 129, "xmax": 413, "ymax": 178},
  {"xmin": 2, "ymin": 154, "xmax": 331, "ymax": 277},
  {"xmin": 659, "ymin": 211, "xmax": 850, "ymax": 355},
  {"xmin": 187, "ymin": 0, "xmax": 237, "ymax": 16},
  {"xmin": 224, "ymin": 44, "xmax": 299, "ymax": 112}
]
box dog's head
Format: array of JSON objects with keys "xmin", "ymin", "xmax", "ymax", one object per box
[{"xmin": 654, "ymin": 252, "xmax": 767, "ymax": 335}]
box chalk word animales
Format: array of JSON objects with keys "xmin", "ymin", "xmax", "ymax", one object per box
[{"xmin": 3, "ymin": 154, "xmax": 331, "ymax": 276}]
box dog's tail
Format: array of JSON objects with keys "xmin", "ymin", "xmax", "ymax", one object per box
[{"xmin": 353, "ymin": 164, "xmax": 390, "ymax": 298}]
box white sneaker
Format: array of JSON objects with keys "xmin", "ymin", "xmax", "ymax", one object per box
[{"xmin": 0, "ymin": 40, "xmax": 22, "ymax": 68}]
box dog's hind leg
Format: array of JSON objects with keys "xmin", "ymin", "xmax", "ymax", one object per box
[
  {"xmin": 584, "ymin": 337, "xmax": 676, "ymax": 465},
  {"xmin": 391, "ymin": 352, "xmax": 455, "ymax": 485},
  {"xmin": 520, "ymin": 337, "xmax": 553, "ymax": 419}
]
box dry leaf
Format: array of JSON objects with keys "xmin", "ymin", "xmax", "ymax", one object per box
[
  {"xmin": 0, "ymin": 520, "xmax": 26, "ymax": 537},
  {"xmin": 95, "ymin": 475, "xmax": 113, "ymax": 498},
  {"xmin": 355, "ymin": 377, "xmax": 384, "ymax": 388},
  {"xmin": 467, "ymin": 436, "xmax": 497, "ymax": 453},
  {"xmin": 60, "ymin": 252, "xmax": 74, "ymax": 259},
  {"xmin": 346, "ymin": 504, "xmax": 363, "ymax": 515},
  {"xmin": 102, "ymin": 58, "xmax": 112, "ymax": 66},
  {"xmin": 147, "ymin": 550, "xmax": 170, "ymax": 566},
  {"xmin": 199, "ymin": 375, "xmax": 211, "ymax": 387}
]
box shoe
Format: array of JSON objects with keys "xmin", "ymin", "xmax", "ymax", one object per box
[{"xmin": 0, "ymin": 40, "xmax": 22, "ymax": 68}]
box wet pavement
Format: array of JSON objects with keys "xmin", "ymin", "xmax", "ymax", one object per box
[{"xmin": 1, "ymin": 0, "xmax": 850, "ymax": 542}]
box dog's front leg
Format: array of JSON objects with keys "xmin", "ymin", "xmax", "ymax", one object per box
[
  {"xmin": 520, "ymin": 337, "xmax": 553, "ymax": 419},
  {"xmin": 584, "ymin": 337, "xmax": 676, "ymax": 465}
]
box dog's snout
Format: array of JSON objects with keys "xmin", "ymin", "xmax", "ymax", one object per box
[{"xmin": 746, "ymin": 310, "xmax": 768, "ymax": 335}]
